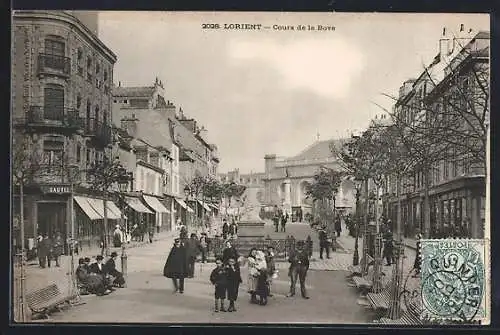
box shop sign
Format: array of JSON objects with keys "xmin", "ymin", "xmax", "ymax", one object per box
[{"xmin": 41, "ymin": 185, "xmax": 71, "ymax": 194}]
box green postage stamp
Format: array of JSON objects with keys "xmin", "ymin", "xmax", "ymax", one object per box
[{"xmin": 420, "ymin": 239, "xmax": 489, "ymax": 324}]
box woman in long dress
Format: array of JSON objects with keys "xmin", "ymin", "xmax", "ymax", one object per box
[{"xmin": 246, "ymin": 248, "xmax": 259, "ymax": 304}]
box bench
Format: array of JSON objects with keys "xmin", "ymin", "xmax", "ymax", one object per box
[
  {"xmin": 347, "ymin": 254, "xmax": 374, "ymax": 277},
  {"xmin": 366, "ymin": 280, "xmax": 393, "ymax": 311},
  {"xmin": 26, "ymin": 284, "xmax": 72, "ymax": 319},
  {"xmin": 376, "ymin": 310, "xmax": 422, "ymax": 325}
]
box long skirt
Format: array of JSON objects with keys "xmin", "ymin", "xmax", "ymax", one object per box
[{"xmin": 247, "ymin": 275, "xmax": 258, "ymax": 292}]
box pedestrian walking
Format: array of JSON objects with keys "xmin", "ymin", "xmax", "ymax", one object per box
[
  {"xmin": 281, "ymin": 212, "xmax": 288, "ymax": 232},
  {"xmin": 412, "ymin": 233, "xmax": 422, "ymax": 277},
  {"xmin": 318, "ymin": 225, "xmax": 330, "ymax": 260},
  {"xmin": 272, "ymin": 209, "xmax": 280, "ymax": 233},
  {"xmin": 287, "ymin": 240, "xmax": 310, "ymax": 299},
  {"xmin": 383, "ymin": 229, "xmax": 394, "ymax": 266},
  {"xmin": 225, "ymin": 257, "xmax": 242, "ymax": 312},
  {"xmin": 51, "ymin": 232, "xmax": 64, "ymax": 267},
  {"xmin": 229, "ymin": 221, "xmax": 238, "ymax": 239},
  {"xmin": 37, "ymin": 233, "xmax": 48, "ymax": 268},
  {"xmin": 163, "ymin": 238, "xmax": 189, "ymax": 294},
  {"xmin": 113, "ymin": 225, "xmax": 122, "ymax": 248},
  {"xmin": 222, "ymin": 219, "xmax": 230, "ymax": 240},
  {"xmin": 334, "ymin": 217, "xmax": 342, "ymax": 237},
  {"xmin": 199, "ymin": 233, "xmax": 208, "ymax": 263},
  {"xmin": 265, "ymin": 246, "xmax": 276, "ymax": 297},
  {"xmin": 148, "ymin": 225, "xmax": 155, "ymax": 243},
  {"xmin": 186, "ymin": 233, "xmax": 200, "ymax": 278},
  {"xmin": 210, "ymin": 257, "xmax": 228, "ymax": 312}
]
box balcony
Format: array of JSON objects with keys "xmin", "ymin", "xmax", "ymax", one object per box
[
  {"xmin": 84, "ymin": 118, "xmax": 113, "ymax": 147},
  {"xmin": 15, "ymin": 105, "xmax": 84, "ymax": 134},
  {"xmin": 37, "ymin": 54, "xmax": 71, "ymax": 79}
]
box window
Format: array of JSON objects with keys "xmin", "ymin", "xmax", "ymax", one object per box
[
  {"xmin": 86, "ymin": 100, "xmax": 92, "ymax": 122},
  {"xmin": 113, "ymin": 100, "xmax": 117, "ymax": 103},
  {"xmin": 95, "ymin": 105, "xmax": 100, "ymax": 123},
  {"xmin": 45, "ymin": 38, "xmax": 65, "ymax": 56},
  {"xmin": 43, "ymin": 84, "xmax": 64, "ymax": 120},
  {"xmin": 76, "ymin": 95, "xmax": 82, "ymax": 109},
  {"xmin": 104, "ymin": 69, "xmax": 108, "ymax": 82},
  {"xmin": 87, "ymin": 57, "xmax": 92, "ymax": 81},
  {"xmin": 77, "ymin": 48, "xmax": 83, "ymax": 76},
  {"xmin": 123, "ymin": 100, "xmax": 128, "ymax": 104},
  {"xmin": 76, "ymin": 144, "xmax": 81, "ymax": 163},
  {"xmin": 96, "ymin": 62, "xmax": 100, "ymax": 74},
  {"xmin": 42, "ymin": 140, "xmax": 64, "ymax": 171},
  {"xmin": 86, "ymin": 148, "xmax": 91, "ymax": 165}
]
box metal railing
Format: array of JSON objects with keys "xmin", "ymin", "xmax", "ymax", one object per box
[
  {"xmin": 38, "ymin": 53, "xmax": 71, "ymax": 77},
  {"xmin": 23, "ymin": 105, "xmax": 84, "ymax": 130},
  {"xmin": 84, "ymin": 118, "xmax": 112, "ymax": 146}
]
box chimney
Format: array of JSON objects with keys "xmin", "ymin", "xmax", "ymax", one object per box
[
  {"xmin": 121, "ymin": 114, "xmax": 139, "ymax": 138},
  {"xmin": 439, "ymin": 27, "xmax": 451, "ymax": 56}
]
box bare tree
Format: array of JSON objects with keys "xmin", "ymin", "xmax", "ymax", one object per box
[{"xmin": 86, "ymin": 153, "xmax": 130, "ymax": 256}]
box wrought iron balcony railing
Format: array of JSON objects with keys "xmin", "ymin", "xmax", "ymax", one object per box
[
  {"xmin": 37, "ymin": 53, "xmax": 71, "ymax": 78},
  {"xmin": 84, "ymin": 118, "xmax": 113, "ymax": 146},
  {"xmin": 18, "ymin": 105, "xmax": 85, "ymax": 131}
]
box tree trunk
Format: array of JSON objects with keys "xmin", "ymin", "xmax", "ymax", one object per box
[
  {"xmin": 388, "ymin": 174, "xmax": 403, "ymax": 319},
  {"xmin": 361, "ymin": 178, "xmax": 370, "ymax": 275},
  {"xmin": 423, "ymin": 165, "xmax": 431, "ymax": 238},
  {"xmin": 19, "ymin": 181, "xmax": 26, "ymax": 322},
  {"xmin": 103, "ymin": 197, "xmax": 109, "ymax": 256}
]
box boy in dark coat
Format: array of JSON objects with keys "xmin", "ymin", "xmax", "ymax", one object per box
[
  {"xmin": 225, "ymin": 257, "xmax": 242, "ymax": 312},
  {"xmin": 210, "ymin": 258, "xmax": 227, "ymax": 312}
]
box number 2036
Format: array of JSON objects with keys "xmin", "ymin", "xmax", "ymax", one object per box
[{"xmin": 202, "ymin": 24, "xmax": 220, "ymax": 29}]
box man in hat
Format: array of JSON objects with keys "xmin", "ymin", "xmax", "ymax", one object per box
[
  {"xmin": 318, "ymin": 225, "xmax": 330, "ymax": 259},
  {"xmin": 89, "ymin": 255, "xmax": 115, "ymax": 292},
  {"xmin": 105, "ymin": 252, "xmax": 126, "ymax": 287},
  {"xmin": 186, "ymin": 233, "xmax": 200, "ymax": 278},
  {"xmin": 163, "ymin": 238, "xmax": 189, "ymax": 294},
  {"xmin": 287, "ymin": 240, "xmax": 310, "ymax": 299}
]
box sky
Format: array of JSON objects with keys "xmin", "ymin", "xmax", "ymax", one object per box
[{"xmin": 98, "ymin": 12, "xmax": 489, "ymax": 174}]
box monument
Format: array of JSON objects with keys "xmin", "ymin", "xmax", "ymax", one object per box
[{"xmin": 236, "ymin": 188, "xmax": 266, "ymax": 254}]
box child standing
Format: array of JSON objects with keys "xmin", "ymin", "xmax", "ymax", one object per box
[
  {"xmin": 225, "ymin": 257, "xmax": 242, "ymax": 312},
  {"xmin": 210, "ymin": 258, "xmax": 227, "ymax": 312}
]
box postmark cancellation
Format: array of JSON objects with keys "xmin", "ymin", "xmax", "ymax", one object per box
[{"xmin": 420, "ymin": 239, "xmax": 489, "ymax": 324}]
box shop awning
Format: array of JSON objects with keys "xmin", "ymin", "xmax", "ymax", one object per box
[
  {"xmin": 143, "ymin": 195, "xmax": 170, "ymax": 213},
  {"xmin": 126, "ymin": 197, "xmax": 154, "ymax": 214},
  {"xmin": 208, "ymin": 203, "xmax": 218, "ymax": 210},
  {"xmin": 107, "ymin": 201, "xmax": 127, "ymax": 219},
  {"xmin": 198, "ymin": 200, "xmax": 212, "ymax": 212},
  {"xmin": 74, "ymin": 196, "xmax": 102, "ymax": 221},
  {"xmin": 86, "ymin": 198, "xmax": 122, "ymax": 220},
  {"xmin": 175, "ymin": 198, "xmax": 194, "ymax": 213}
]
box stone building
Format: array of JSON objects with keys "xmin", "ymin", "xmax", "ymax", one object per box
[
  {"xmin": 112, "ymin": 79, "xmax": 219, "ymax": 228},
  {"xmin": 12, "ymin": 10, "xmax": 120, "ymax": 253},
  {"xmin": 386, "ymin": 26, "xmax": 489, "ymax": 239},
  {"xmin": 263, "ymin": 139, "xmax": 356, "ymax": 218}
]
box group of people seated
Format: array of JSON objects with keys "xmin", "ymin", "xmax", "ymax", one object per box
[{"xmin": 75, "ymin": 252, "xmax": 126, "ymax": 296}]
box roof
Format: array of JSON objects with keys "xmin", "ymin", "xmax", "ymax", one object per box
[
  {"xmin": 113, "ymin": 86, "xmax": 156, "ymax": 98},
  {"xmin": 287, "ymin": 139, "xmax": 343, "ymax": 161},
  {"xmin": 129, "ymin": 109, "xmax": 174, "ymax": 149}
]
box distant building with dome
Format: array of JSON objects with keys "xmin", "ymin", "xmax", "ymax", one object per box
[{"xmin": 263, "ymin": 138, "xmax": 357, "ymax": 217}]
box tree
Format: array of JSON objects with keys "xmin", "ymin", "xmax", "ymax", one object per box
[
  {"xmin": 86, "ymin": 155, "xmax": 130, "ymax": 256},
  {"xmin": 305, "ymin": 167, "xmax": 343, "ymax": 228},
  {"xmin": 12, "ymin": 131, "xmax": 43, "ymax": 322}
]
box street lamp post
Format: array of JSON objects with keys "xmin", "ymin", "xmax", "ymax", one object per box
[
  {"xmin": 117, "ymin": 170, "xmax": 132, "ymax": 287},
  {"xmin": 184, "ymin": 185, "xmax": 192, "ymax": 228},
  {"xmin": 352, "ymin": 178, "xmax": 362, "ymax": 266}
]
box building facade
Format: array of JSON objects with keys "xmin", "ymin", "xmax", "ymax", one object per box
[
  {"xmin": 12, "ymin": 10, "xmax": 120, "ymax": 253},
  {"xmin": 385, "ymin": 26, "xmax": 489, "ymax": 239},
  {"xmin": 112, "ymin": 79, "xmax": 219, "ymax": 228},
  {"xmin": 263, "ymin": 139, "xmax": 356, "ymax": 218}
]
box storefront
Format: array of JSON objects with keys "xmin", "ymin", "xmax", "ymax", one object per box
[
  {"xmin": 174, "ymin": 197, "xmax": 194, "ymax": 227},
  {"xmin": 124, "ymin": 196, "xmax": 154, "ymax": 240},
  {"xmin": 386, "ymin": 176, "xmax": 485, "ymax": 239},
  {"xmin": 143, "ymin": 194, "xmax": 171, "ymax": 233},
  {"xmin": 73, "ymin": 195, "xmax": 123, "ymax": 253}
]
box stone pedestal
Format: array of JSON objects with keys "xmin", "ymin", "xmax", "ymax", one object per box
[{"xmin": 237, "ymin": 210, "xmax": 266, "ymax": 255}]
